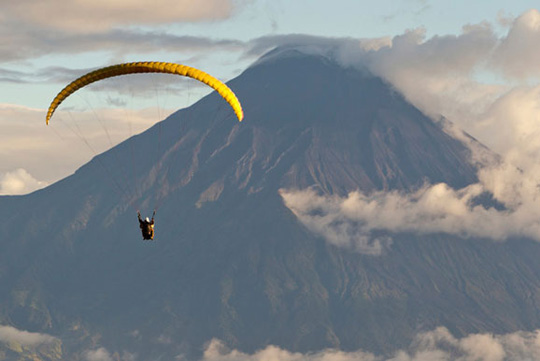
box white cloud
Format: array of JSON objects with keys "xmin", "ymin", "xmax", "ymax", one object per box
[
  {"xmin": 0, "ymin": 325, "xmax": 57, "ymax": 346},
  {"xmin": 492, "ymin": 9, "xmax": 540, "ymax": 79},
  {"xmin": 362, "ymin": 23, "xmax": 503, "ymax": 123},
  {"xmin": 83, "ymin": 347, "xmax": 136, "ymax": 361},
  {"xmin": 475, "ymin": 86, "xmax": 540, "ymax": 166},
  {"xmin": 279, "ymin": 164, "xmax": 540, "ymax": 253},
  {"xmin": 201, "ymin": 327, "xmax": 540, "ymax": 361},
  {"xmin": 371, "ymin": 23, "xmax": 497, "ymax": 77},
  {"xmin": 84, "ymin": 347, "xmax": 114, "ymax": 361},
  {"xmin": 0, "ymin": 168, "xmax": 48, "ymax": 195},
  {"xmin": 202, "ymin": 338, "xmax": 378, "ymax": 361},
  {"xmin": 355, "ymin": 11, "xmax": 540, "ymax": 159}
]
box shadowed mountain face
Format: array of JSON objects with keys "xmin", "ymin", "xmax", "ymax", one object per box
[{"xmin": 2, "ymin": 48, "xmax": 540, "ymax": 360}]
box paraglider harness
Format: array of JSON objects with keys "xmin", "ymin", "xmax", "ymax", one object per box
[{"xmin": 138, "ymin": 210, "xmax": 155, "ymax": 240}]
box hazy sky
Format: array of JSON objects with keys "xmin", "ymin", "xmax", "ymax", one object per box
[{"xmin": 0, "ymin": 0, "xmax": 539, "ymax": 195}]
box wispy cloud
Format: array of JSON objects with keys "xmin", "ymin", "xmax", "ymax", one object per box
[
  {"xmin": 0, "ymin": 0, "xmax": 248, "ymax": 65},
  {"xmin": 0, "ymin": 68, "xmax": 29, "ymax": 83},
  {"xmin": 38, "ymin": 64, "xmax": 210, "ymax": 101},
  {"xmin": 0, "ymin": 103, "xmax": 164, "ymax": 187},
  {"xmin": 3, "ymin": 0, "xmax": 236, "ymax": 32},
  {"xmin": 0, "ymin": 26, "xmax": 245, "ymax": 63}
]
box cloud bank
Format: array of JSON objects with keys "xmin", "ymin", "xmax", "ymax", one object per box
[
  {"xmin": 280, "ymin": 173, "xmax": 540, "ymax": 254},
  {"xmin": 62, "ymin": 327, "xmax": 540, "ymax": 361},
  {"xmin": 202, "ymin": 327, "xmax": 540, "ymax": 361}
]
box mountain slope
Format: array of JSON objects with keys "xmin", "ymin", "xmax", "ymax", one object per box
[{"xmin": 1, "ymin": 48, "xmax": 540, "ymax": 360}]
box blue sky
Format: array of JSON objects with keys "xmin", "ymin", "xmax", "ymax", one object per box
[{"xmin": 0, "ymin": 1, "xmax": 539, "ymax": 194}]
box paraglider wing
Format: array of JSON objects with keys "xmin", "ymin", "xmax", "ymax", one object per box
[{"xmin": 46, "ymin": 61, "xmax": 244, "ymax": 124}]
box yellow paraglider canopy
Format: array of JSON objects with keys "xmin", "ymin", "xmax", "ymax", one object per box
[{"xmin": 46, "ymin": 61, "xmax": 244, "ymax": 124}]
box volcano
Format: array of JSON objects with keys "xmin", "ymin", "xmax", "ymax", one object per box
[{"xmin": 2, "ymin": 47, "xmax": 540, "ymax": 360}]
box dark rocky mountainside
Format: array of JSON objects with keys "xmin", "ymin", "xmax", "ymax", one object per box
[{"xmin": 1, "ymin": 48, "xmax": 540, "ymax": 360}]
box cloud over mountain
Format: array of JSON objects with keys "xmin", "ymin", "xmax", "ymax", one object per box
[
  {"xmin": 0, "ymin": 325, "xmax": 57, "ymax": 346},
  {"xmin": 202, "ymin": 327, "xmax": 540, "ymax": 361},
  {"xmin": 0, "ymin": 168, "xmax": 47, "ymax": 195}
]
